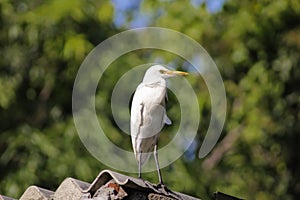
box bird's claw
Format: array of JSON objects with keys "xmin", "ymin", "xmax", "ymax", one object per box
[
  {"xmin": 156, "ymin": 183, "xmax": 168, "ymax": 195},
  {"xmin": 156, "ymin": 183, "xmax": 183, "ymax": 200},
  {"xmin": 142, "ymin": 180, "xmax": 182, "ymax": 200},
  {"xmin": 143, "ymin": 180, "xmax": 159, "ymax": 191}
]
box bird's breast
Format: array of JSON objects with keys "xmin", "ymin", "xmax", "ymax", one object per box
[{"xmin": 130, "ymin": 84, "xmax": 167, "ymax": 134}]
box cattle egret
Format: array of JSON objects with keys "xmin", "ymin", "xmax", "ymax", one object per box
[{"xmin": 130, "ymin": 65, "xmax": 188, "ymax": 185}]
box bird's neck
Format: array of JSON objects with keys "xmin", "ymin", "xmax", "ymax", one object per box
[{"xmin": 142, "ymin": 78, "xmax": 166, "ymax": 87}]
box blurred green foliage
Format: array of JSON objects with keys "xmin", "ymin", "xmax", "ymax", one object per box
[{"xmin": 0, "ymin": 0, "xmax": 299, "ymax": 199}]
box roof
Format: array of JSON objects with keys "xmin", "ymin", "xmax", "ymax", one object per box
[{"xmin": 0, "ymin": 170, "xmax": 242, "ymax": 200}]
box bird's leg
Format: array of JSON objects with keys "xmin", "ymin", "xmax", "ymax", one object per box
[
  {"xmin": 152, "ymin": 145, "xmax": 182, "ymax": 199},
  {"xmin": 154, "ymin": 144, "xmax": 175, "ymax": 197},
  {"xmin": 154, "ymin": 144, "xmax": 164, "ymax": 186},
  {"xmin": 138, "ymin": 153, "xmax": 142, "ymax": 179}
]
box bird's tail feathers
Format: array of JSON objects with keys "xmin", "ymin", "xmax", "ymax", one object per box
[
  {"xmin": 164, "ymin": 114, "xmax": 172, "ymax": 125},
  {"xmin": 136, "ymin": 152, "xmax": 152, "ymax": 167}
]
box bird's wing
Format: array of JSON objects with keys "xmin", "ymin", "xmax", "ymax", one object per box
[
  {"xmin": 162, "ymin": 91, "xmax": 172, "ymax": 125},
  {"xmin": 130, "ymin": 99, "xmax": 143, "ymax": 156}
]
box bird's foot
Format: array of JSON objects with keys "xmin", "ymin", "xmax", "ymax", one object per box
[
  {"xmin": 156, "ymin": 183, "xmax": 168, "ymax": 195},
  {"xmin": 143, "ymin": 179, "xmax": 159, "ymax": 191},
  {"xmin": 142, "ymin": 180, "xmax": 182, "ymax": 200},
  {"xmin": 155, "ymin": 183, "xmax": 182, "ymax": 200},
  {"xmin": 142, "ymin": 180, "xmax": 168, "ymax": 195}
]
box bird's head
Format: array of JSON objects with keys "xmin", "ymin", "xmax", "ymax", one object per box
[{"xmin": 143, "ymin": 65, "xmax": 188, "ymax": 83}]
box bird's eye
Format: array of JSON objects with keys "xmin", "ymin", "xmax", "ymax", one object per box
[{"xmin": 159, "ymin": 70, "xmax": 166, "ymax": 74}]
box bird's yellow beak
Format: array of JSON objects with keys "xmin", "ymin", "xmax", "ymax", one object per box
[{"xmin": 166, "ymin": 70, "xmax": 189, "ymax": 76}]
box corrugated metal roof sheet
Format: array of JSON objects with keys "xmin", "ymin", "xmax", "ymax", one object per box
[{"xmin": 1, "ymin": 169, "xmax": 242, "ymax": 200}]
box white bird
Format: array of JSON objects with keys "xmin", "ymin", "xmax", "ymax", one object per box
[{"xmin": 130, "ymin": 65, "xmax": 188, "ymax": 185}]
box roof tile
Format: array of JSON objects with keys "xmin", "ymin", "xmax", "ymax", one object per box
[
  {"xmin": 20, "ymin": 186, "xmax": 54, "ymax": 200},
  {"xmin": 0, "ymin": 170, "xmax": 242, "ymax": 199}
]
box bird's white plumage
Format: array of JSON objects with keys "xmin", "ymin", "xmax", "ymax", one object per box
[
  {"xmin": 130, "ymin": 65, "xmax": 171, "ymax": 166},
  {"xmin": 130, "ymin": 65, "xmax": 188, "ymax": 183}
]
